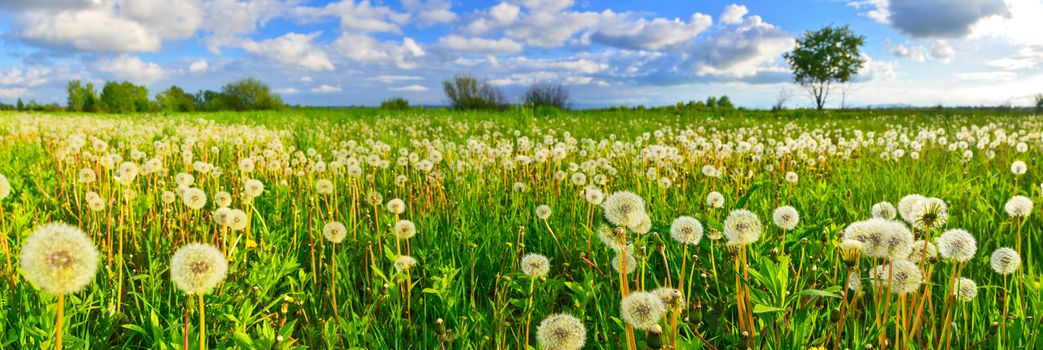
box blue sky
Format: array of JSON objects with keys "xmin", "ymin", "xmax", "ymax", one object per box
[{"xmin": 1, "ymin": 0, "xmax": 1042, "ymax": 108}]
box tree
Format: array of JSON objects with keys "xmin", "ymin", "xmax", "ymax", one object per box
[
  {"xmin": 443, "ymin": 73, "xmax": 507, "ymax": 110},
  {"xmin": 16, "ymin": 98, "xmax": 24, "ymax": 111},
  {"xmin": 66, "ymin": 80, "xmax": 100, "ymax": 112},
  {"xmin": 717, "ymin": 95, "xmax": 734, "ymax": 109},
  {"xmin": 380, "ymin": 97, "xmax": 410, "ymax": 110},
  {"xmin": 523, "ymin": 81, "xmax": 571, "ymax": 110},
  {"xmin": 99, "ymin": 81, "xmax": 149, "ymax": 113},
  {"xmin": 156, "ymin": 85, "xmax": 196, "ymax": 112},
  {"xmin": 784, "ymin": 25, "xmax": 866, "ymax": 110},
  {"xmin": 705, "ymin": 96, "xmax": 718, "ymax": 108},
  {"xmin": 221, "ymin": 78, "xmax": 284, "ymax": 111},
  {"xmin": 1035, "ymin": 93, "xmax": 1043, "ymax": 113}
]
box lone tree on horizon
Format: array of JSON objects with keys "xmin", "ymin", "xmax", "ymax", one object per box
[{"xmin": 784, "ymin": 25, "xmax": 865, "ymax": 110}]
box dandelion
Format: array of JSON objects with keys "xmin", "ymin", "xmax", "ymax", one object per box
[
  {"xmin": 584, "ymin": 187, "xmax": 604, "ymax": 205},
  {"xmin": 936, "ymin": 229, "xmax": 977, "ymax": 262},
  {"xmin": 366, "ymin": 191, "xmax": 383, "ymax": 206},
  {"xmin": 597, "ymin": 226, "xmax": 626, "ymax": 251},
  {"xmin": 871, "ymin": 260, "xmax": 923, "ymax": 295},
  {"xmin": 907, "ymin": 240, "xmax": 937, "ymax": 262},
  {"xmin": 897, "ymin": 194, "xmax": 924, "ymax": 224},
  {"xmin": 214, "ymin": 191, "xmax": 232, "ymax": 208},
  {"xmin": 393, "ymin": 255, "xmax": 418, "ymax": 273},
  {"xmin": 536, "ymin": 313, "xmax": 587, "ymax": 350},
  {"xmin": 323, "ymin": 221, "xmax": 347, "ymax": 243},
  {"xmin": 723, "ymin": 209, "xmax": 762, "ymax": 245},
  {"xmin": 521, "ymin": 253, "xmax": 550, "ymax": 278},
  {"xmin": 1010, "ymin": 160, "xmax": 1027, "ymax": 175},
  {"xmin": 610, "ymin": 249, "xmax": 638, "ymax": 275},
  {"xmin": 182, "ymin": 188, "xmax": 207, "ymax": 210},
  {"xmin": 602, "ymin": 191, "xmax": 646, "ymax": 228},
  {"xmin": 990, "ymin": 247, "xmax": 1020, "ymax": 275},
  {"xmin": 631, "ymin": 213, "xmax": 652, "ymax": 234},
  {"xmin": 846, "ymin": 271, "xmax": 862, "ymax": 293},
  {"xmin": 772, "ymin": 206, "xmax": 799, "ymax": 230},
  {"xmin": 620, "ymin": 291, "xmax": 666, "ymax": 330},
  {"xmin": 871, "ymin": 201, "xmax": 896, "ymax": 220},
  {"xmin": 170, "ymin": 243, "xmax": 227, "ymax": 350},
  {"xmin": 669, "ymin": 216, "xmax": 703, "ymax": 245},
  {"xmin": 1004, "ymin": 195, "xmax": 1033, "ymax": 218},
  {"xmin": 244, "ymin": 179, "xmax": 264, "ymax": 198},
  {"xmin": 394, "ymin": 219, "xmax": 416, "ymax": 240},
  {"xmin": 784, "ymin": 171, "xmax": 798, "ymax": 184},
  {"xmin": 212, "ymin": 207, "xmax": 231, "ymax": 226},
  {"xmin": 535, "ymin": 204, "xmax": 552, "ymax": 220},
  {"xmin": 839, "ymin": 239, "xmax": 863, "ymax": 263},
  {"xmin": 316, "ymin": 179, "xmax": 334, "ymax": 195},
  {"xmin": 706, "ymin": 191, "xmax": 724, "ymax": 209},
  {"xmin": 77, "ymin": 168, "xmax": 96, "ymax": 184},
  {"xmin": 161, "ymin": 190, "xmax": 177, "ymax": 205},
  {"xmin": 952, "ymin": 277, "xmax": 978, "ymax": 302},
  {"xmin": 20, "ymin": 222, "xmax": 99, "ymax": 350},
  {"xmin": 908, "ymin": 197, "xmax": 947, "ymax": 231},
  {"xmin": 652, "ymin": 287, "xmax": 685, "ymax": 311},
  {"xmin": 387, "ymin": 198, "xmax": 406, "ymax": 214}
]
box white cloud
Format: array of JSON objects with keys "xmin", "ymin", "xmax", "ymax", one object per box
[
  {"xmin": 518, "ymin": 0, "xmax": 575, "ymax": 12},
  {"xmin": 592, "ymin": 13, "xmax": 712, "ymax": 50},
  {"xmin": 956, "ymin": 71, "xmax": 1018, "ymax": 81},
  {"xmin": 203, "ymin": 0, "xmax": 294, "ymax": 53},
  {"xmin": 17, "ymin": 6, "xmax": 162, "ymax": 52},
  {"xmin": 331, "ymin": 34, "xmax": 426, "ymax": 68},
  {"xmin": 243, "ymin": 32, "xmax": 335, "ymax": 71},
  {"xmin": 295, "ymin": 0, "xmax": 408, "ymax": 33},
  {"xmin": 402, "ymin": 0, "xmax": 458, "ymax": 26},
  {"xmin": 688, "ymin": 15, "xmax": 795, "ymax": 78},
  {"xmin": 849, "ymin": 0, "xmax": 1010, "ymax": 38},
  {"xmin": 930, "ymin": 40, "xmax": 955, "ymax": 63},
  {"xmin": 370, "ymin": 75, "xmax": 425, "ymax": 83},
  {"xmin": 311, "ymin": 84, "xmax": 342, "ymax": 93},
  {"xmin": 890, "ymin": 43, "xmax": 926, "ymax": 62},
  {"xmin": 189, "ymin": 60, "xmax": 209, "ymax": 73},
  {"xmin": 436, "ymin": 35, "xmax": 524, "ymax": 55},
  {"xmin": 274, "ymin": 87, "xmax": 300, "ymax": 94},
  {"xmin": 720, "ymin": 4, "xmax": 748, "ymax": 25},
  {"xmin": 96, "ymin": 55, "xmax": 168, "ymax": 84},
  {"xmin": 389, "ymin": 85, "xmax": 429, "ymax": 92},
  {"xmin": 0, "ymin": 67, "xmax": 51, "ymax": 88},
  {"xmin": 0, "ymin": 87, "xmax": 29, "ymax": 99},
  {"xmin": 122, "ymin": 0, "xmax": 203, "ymax": 39}
]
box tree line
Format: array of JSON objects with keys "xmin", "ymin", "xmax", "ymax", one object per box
[{"xmin": 64, "ymin": 78, "xmax": 284, "ymax": 113}]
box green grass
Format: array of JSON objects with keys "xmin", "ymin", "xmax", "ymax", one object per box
[{"xmin": 0, "ymin": 109, "xmax": 1040, "ymax": 349}]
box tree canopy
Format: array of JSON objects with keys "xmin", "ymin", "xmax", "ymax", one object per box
[{"xmin": 784, "ymin": 25, "xmax": 866, "ymax": 110}]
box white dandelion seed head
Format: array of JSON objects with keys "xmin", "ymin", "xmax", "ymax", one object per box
[
  {"xmin": 936, "ymin": 229, "xmax": 977, "ymax": 263},
  {"xmin": 175, "ymin": 172, "xmax": 195, "ymax": 187},
  {"xmin": 316, "ymin": 179, "xmax": 334, "ymax": 195},
  {"xmin": 990, "ymin": 247, "xmax": 1020, "ymax": 275},
  {"xmin": 214, "ymin": 191, "xmax": 232, "ymax": 208},
  {"xmin": 723, "ymin": 209, "xmax": 762, "ymax": 246},
  {"xmin": 602, "ymin": 191, "xmax": 647, "ymax": 228},
  {"xmin": 597, "ymin": 226, "xmax": 626, "ymax": 251},
  {"xmin": 843, "ymin": 218, "xmax": 910, "ymax": 260},
  {"xmin": 323, "ymin": 221, "xmax": 347, "ymax": 243},
  {"xmin": 212, "ymin": 207, "xmax": 231, "ymax": 226},
  {"xmin": 244, "ymin": 179, "xmax": 264, "ymax": 198},
  {"xmin": 620, "ymin": 291, "xmax": 666, "ymax": 330},
  {"xmin": 536, "ymin": 205, "xmax": 552, "ymax": 220},
  {"xmin": 1011, "ymin": 160, "xmax": 1027, "ymax": 175},
  {"xmin": 871, "ymin": 260, "xmax": 923, "ymax": 295},
  {"xmin": 1004, "ymin": 195, "xmax": 1033, "ymax": 218},
  {"xmin": 584, "ymin": 187, "xmax": 604, "ymax": 205},
  {"xmin": 907, "ymin": 240, "xmax": 937, "ymax": 262},
  {"xmin": 772, "ymin": 206, "xmax": 800, "ymax": 230},
  {"xmin": 847, "ymin": 271, "xmax": 862, "ymax": 293},
  {"xmin": 170, "ymin": 243, "xmax": 228, "ymax": 295},
  {"xmin": 908, "ymin": 197, "xmax": 948, "ymax": 231},
  {"xmin": 631, "ymin": 213, "xmax": 652, "ymax": 234},
  {"xmin": 394, "ymin": 219, "xmax": 416, "ymax": 240},
  {"xmin": 953, "ymin": 277, "xmax": 978, "ymax": 302},
  {"xmin": 387, "ymin": 198, "xmax": 406, "ymax": 214},
  {"xmin": 521, "ymin": 253, "xmax": 550, "ymax": 278},
  {"xmin": 784, "ymin": 171, "xmax": 799, "ymax": 184},
  {"xmin": 226, "ymin": 209, "xmax": 248, "ymax": 231},
  {"xmin": 610, "ymin": 248, "xmax": 638, "ymax": 275},
  {"xmin": 669, "ymin": 216, "xmax": 703, "ymax": 245},
  {"xmin": 872, "ymin": 201, "xmax": 896, "ymax": 220},
  {"xmin": 181, "ymin": 188, "xmax": 207, "ymax": 210},
  {"xmin": 366, "ymin": 191, "xmax": 383, "ymax": 206},
  {"xmin": 78, "ymin": 168, "xmax": 96, "ymax": 184},
  {"xmin": 161, "ymin": 190, "xmax": 177, "ymax": 204},
  {"xmin": 652, "ymin": 287, "xmax": 685, "ymax": 311},
  {"xmin": 897, "ymin": 194, "xmax": 925, "ymax": 224},
  {"xmin": 706, "ymin": 191, "xmax": 725, "ymax": 209},
  {"xmin": 393, "ymin": 255, "xmax": 417, "ymax": 273},
  {"xmin": 19, "ymin": 222, "xmax": 99, "ymax": 295},
  {"xmin": 536, "ymin": 313, "xmax": 587, "ymax": 350}
]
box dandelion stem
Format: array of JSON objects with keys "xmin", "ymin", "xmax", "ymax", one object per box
[
  {"xmin": 56, "ymin": 293, "xmax": 64, "ymax": 350},
  {"xmin": 198, "ymin": 294, "xmax": 206, "ymax": 350}
]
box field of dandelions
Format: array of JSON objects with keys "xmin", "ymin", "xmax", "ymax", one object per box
[{"xmin": 0, "ymin": 110, "xmax": 1040, "ymax": 350}]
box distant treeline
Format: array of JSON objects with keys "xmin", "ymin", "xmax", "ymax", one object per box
[{"xmin": 62, "ymin": 77, "xmax": 284, "ymax": 113}]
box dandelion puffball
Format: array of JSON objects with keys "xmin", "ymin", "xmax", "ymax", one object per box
[
  {"xmin": 597, "ymin": 226, "xmax": 626, "ymax": 251},
  {"xmin": 908, "ymin": 197, "xmax": 948, "ymax": 231},
  {"xmin": 897, "ymin": 194, "xmax": 925, "ymax": 224},
  {"xmin": 669, "ymin": 216, "xmax": 703, "ymax": 245},
  {"xmin": 1011, "ymin": 160, "xmax": 1027, "ymax": 175},
  {"xmin": 583, "ymin": 187, "xmax": 604, "ymax": 205},
  {"xmin": 535, "ymin": 204, "xmax": 552, "ymax": 220},
  {"xmin": 602, "ymin": 191, "xmax": 646, "ymax": 228},
  {"xmin": 170, "ymin": 243, "xmax": 228, "ymax": 295},
  {"xmin": 521, "ymin": 253, "xmax": 550, "ymax": 278},
  {"xmin": 610, "ymin": 249, "xmax": 637, "ymax": 275},
  {"xmin": 723, "ymin": 209, "xmax": 762, "ymax": 245},
  {"xmin": 652, "ymin": 287, "xmax": 685, "ymax": 310},
  {"xmin": 182, "ymin": 188, "xmax": 207, "ymax": 210},
  {"xmin": 706, "ymin": 191, "xmax": 724, "ymax": 209},
  {"xmin": 323, "ymin": 221, "xmax": 347, "ymax": 243},
  {"xmin": 907, "ymin": 240, "xmax": 937, "ymax": 262},
  {"xmin": 20, "ymin": 222, "xmax": 99, "ymax": 295},
  {"xmin": 870, "ymin": 260, "xmax": 922, "ymax": 295},
  {"xmin": 784, "ymin": 171, "xmax": 798, "ymax": 184},
  {"xmin": 953, "ymin": 277, "xmax": 978, "ymax": 302},
  {"xmin": 772, "ymin": 206, "xmax": 799, "ymax": 230},
  {"xmin": 316, "ymin": 179, "xmax": 334, "ymax": 195},
  {"xmin": 936, "ymin": 229, "xmax": 977, "ymax": 263},
  {"xmin": 536, "ymin": 313, "xmax": 587, "ymax": 350},
  {"xmin": 393, "ymin": 255, "xmax": 417, "ymax": 273},
  {"xmin": 387, "ymin": 198, "xmax": 406, "ymax": 214},
  {"xmin": 0, "ymin": 174, "xmax": 10, "ymax": 200},
  {"xmin": 366, "ymin": 191, "xmax": 383, "ymax": 206},
  {"xmin": 244, "ymin": 179, "xmax": 264, "ymax": 198},
  {"xmin": 215, "ymin": 191, "xmax": 232, "ymax": 208},
  {"xmin": 394, "ymin": 220, "xmax": 416, "ymax": 240},
  {"xmin": 1004, "ymin": 195, "xmax": 1033, "ymax": 218},
  {"xmin": 990, "ymin": 247, "xmax": 1020, "ymax": 275},
  {"xmin": 871, "ymin": 201, "xmax": 896, "ymax": 220},
  {"xmin": 226, "ymin": 209, "xmax": 248, "ymax": 231},
  {"xmin": 620, "ymin": 291, "xmax": 666, "ymax": 330}
]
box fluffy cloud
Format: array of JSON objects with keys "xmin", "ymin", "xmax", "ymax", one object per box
[
  {"xmin": 688, "ymin": 16, "xmax": 795, "ymax": 78},
  {"xmin": 720, "ymin": 4, "xmax": 748, "ymax": 25},
  {"xmin": 331, "ymin": 34, "xmax": 426, "ymax": 68},
  {"xmin": 401, "ymin": 0, "xmax": 458, "ymax": 26},
  {"xmin": 243, "ymin": 32, "xmax": 335, "ymax": 71},
  {"xmin": 956, "ymin": 71, "xmax": 1017, "ymax": 81},
  {"xmin": 850, "ymin": 0, "xmax": 1010, "ymax": 38},
  {"xmin": 189, "ymin": 60, "xmax": 209, "ymax": 73},
  {"xmin": 591, "ymin": 13, "xmax": 712, "ymax": 50},
  {"xmin": 96, "ymin": 55, "xmax": 168, "ymax": 84},
  {"xmin": 295, "ymin": 0, "xmax": 408, "ymax": 33},
  {"xmin": 0, "ymin": 67, "xmax": 51, "ymax": 88},
  {"xmin": 930, "ymin": 40, "xmax": 955, "ymax": 63},
  {"xmin": 203, "ymin": 0, "xmax": 294, "ymax": 53},
  {"xmin": 389, "ymin": 85, "xmax": 429, "ymax": 92},
  {"xmin": 311, "ymin": 84, "xmax": 342, "ymax": 93},
  {"xmin": 436, "ymin": 35, "xmax": 524, "ymax": 55}
]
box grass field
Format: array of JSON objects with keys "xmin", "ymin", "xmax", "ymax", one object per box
[{"xmin": 0, "ymin": 109, "xmax": 1040, "ymax": 349}]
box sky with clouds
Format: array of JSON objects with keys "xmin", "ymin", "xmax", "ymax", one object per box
[{"xmin": 1, "ymin": 0, "xmax": 1042, "ymax": 108}]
